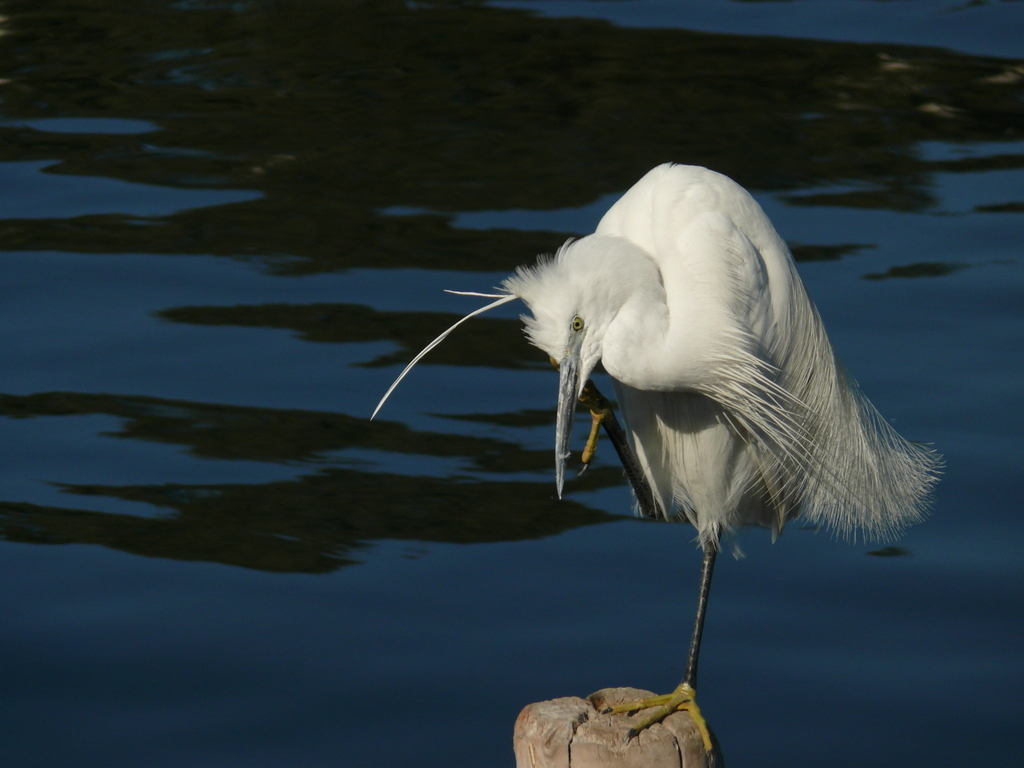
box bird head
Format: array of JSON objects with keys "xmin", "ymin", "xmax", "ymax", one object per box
[
  {"xmin": 372, "ymin": 233, "xmax": 662, "ymax": 500},
  {"xmin": 503, "ymin": 235, "xmax": 661, "ymax": 496}
]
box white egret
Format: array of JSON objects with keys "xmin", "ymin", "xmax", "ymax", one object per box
[{"xmin": 373, "ymin": 163, "xmax": 940, "ymax": 752}]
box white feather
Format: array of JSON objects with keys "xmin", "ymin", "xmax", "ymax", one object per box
[
  {"xmin": 376, "ymin": 163, "xmax": 941, "ymax": 548},
  {"xmin": 370, "ymin": 293, "xmax": 517, "ymax": 420}
]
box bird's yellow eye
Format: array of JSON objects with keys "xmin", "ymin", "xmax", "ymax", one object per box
[{"xmin": 572, "ymin": 316, "xmax": 584, "ymax": 332}]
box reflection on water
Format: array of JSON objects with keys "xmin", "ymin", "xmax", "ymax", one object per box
[
  {"xmin": 158, "ymin": 302, "xmax": 537, "ymax": 369},
  {"xmin": 490, "ymin": 0, "xmax": 1024, "ymax": 58},
  {"xmin": 0, "ymin": 117, "xmax": 161, "ymax": 134},
  {"xmin": 1, "ymin": 1, "xmax": 1021, "ymax": 767},
  {"xmin": 0, "ymin": 159, "xmax": 262, "ymax": 219},
  {"xmin": 0, "ymin": 390, "xmax": 618, "ymax": 567}
]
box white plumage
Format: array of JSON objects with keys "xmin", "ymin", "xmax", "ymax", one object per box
[{"xmin": 376, "ymin": 163, "xmax": 941, "ymax": 549}]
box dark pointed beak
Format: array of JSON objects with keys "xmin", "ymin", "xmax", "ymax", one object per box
[{"xmin": 555, "ymin": 337, "xmax": 584, "ymax": 498}]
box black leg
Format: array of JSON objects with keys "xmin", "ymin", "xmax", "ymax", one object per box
[
  {"xmin": 683, "ymin": 541, "xmax": 719, "ymax": 690},
  {"xmin": 604, "ymin": 545, "xmax": 719, "ymax": 753},
  {"xmin": 579, "ymin": 378, "xmax": 659, "ymax": 519},
  {"xmin": 601, "ymin": 407, "xmax": 660, "ymax": 519}
]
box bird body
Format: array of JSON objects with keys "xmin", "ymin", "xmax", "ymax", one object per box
[
  {"xmin": 375, "ymin": 163, "xmax": 940, "ymax": 549},
  {"xmin": 503, "ymin": 164, "xmax": 939, "ymax": 547}
]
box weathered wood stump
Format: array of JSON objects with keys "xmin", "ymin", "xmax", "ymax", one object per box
[{"xmin": 514, "ymin": 687, "xmax": 722, "ymax": 768}]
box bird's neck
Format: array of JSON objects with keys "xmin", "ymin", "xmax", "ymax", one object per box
[
  {"xmin": 598, "ymin": 240, "xmax": 728, "ymax": 394},
  {"xmin": 596, "ymin": 244, "xmax": 680, "ymax": 391}
]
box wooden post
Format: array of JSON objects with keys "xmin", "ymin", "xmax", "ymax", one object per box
[{"xmin": 514, "ymin": 687, "xmax": 722, "ymax": 768}]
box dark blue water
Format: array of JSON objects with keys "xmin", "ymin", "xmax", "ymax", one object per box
[{"xmin": 1, "ymin": 2, "xmax": 1022, "ymax": 766}]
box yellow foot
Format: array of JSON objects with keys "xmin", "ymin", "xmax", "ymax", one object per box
[
  {"xmin": 580, "ymin": 407, "xmax": 604, "ymax": 468},
  {"xmin": 577, "ymin": 379, "xmax": 612, "ymax": 470},
  {"xmin": 602, "ymin": 683, "xmax": 712, "ymax": 752}
]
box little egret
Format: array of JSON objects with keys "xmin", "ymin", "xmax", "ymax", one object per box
[{"xmin": 373, "ymin": 163, "xmax": 941, "ymax": 751}]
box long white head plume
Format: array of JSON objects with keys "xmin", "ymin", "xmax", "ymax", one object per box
[{"xmin": 370, "ymin": 291, "xmax": 518, "ymax": 420}]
